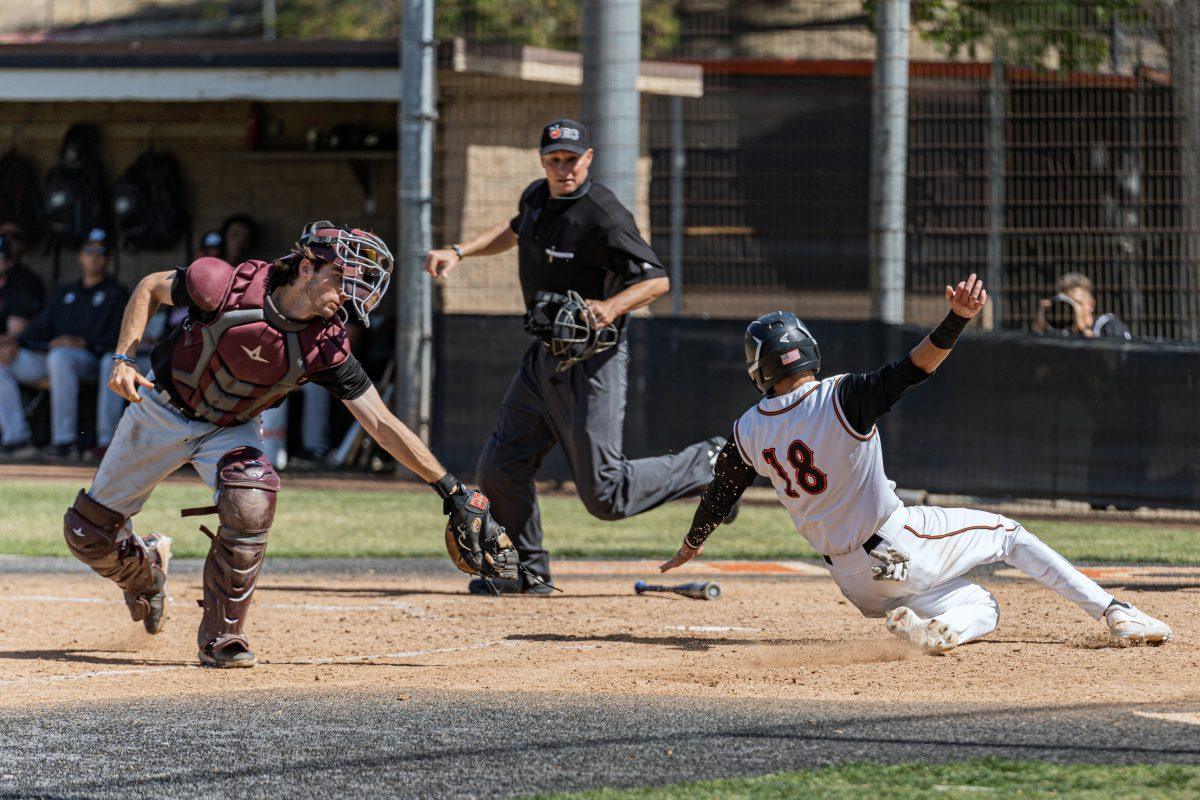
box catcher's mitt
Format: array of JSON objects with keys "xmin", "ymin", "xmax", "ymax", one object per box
[{"xmin": 443, "ymin": 488, "xmax": 519, "ymax": 581}]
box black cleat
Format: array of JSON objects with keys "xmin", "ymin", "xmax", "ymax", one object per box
[{"xmin": 468, "ymin": 575, "xmax": 555, "ymax": 596}]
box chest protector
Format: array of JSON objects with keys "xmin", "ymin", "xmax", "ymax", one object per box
[{"xmin": 170, "ymin": 258, "xmax": 349, "ymax": 426}]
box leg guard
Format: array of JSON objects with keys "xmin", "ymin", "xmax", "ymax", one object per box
[
  {"xmin": 64, "ymin": 490, "xmax": 161, "ymax": 597},
  {"xmin": 197, "ymin": 447, "xmax": 279, "ymax": 661}
]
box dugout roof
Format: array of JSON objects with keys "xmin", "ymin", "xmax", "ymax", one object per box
[{"xmin": 0, "ymin": 38, "xmax": 703, "ymax": 101}]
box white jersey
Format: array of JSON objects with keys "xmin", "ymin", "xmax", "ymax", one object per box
[{"xmin": 733, "ymin": 375, "xmax": 902, "ymax": 556}]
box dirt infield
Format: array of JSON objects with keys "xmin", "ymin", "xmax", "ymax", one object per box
[{"xmin": 1, "ymin": 562, "xmax": 1197, "ymax": 713}]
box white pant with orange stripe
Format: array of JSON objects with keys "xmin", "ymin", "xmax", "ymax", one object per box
[{"xmin": 825, "ymin": 505, "xmax": 1114, "ymax": 644}]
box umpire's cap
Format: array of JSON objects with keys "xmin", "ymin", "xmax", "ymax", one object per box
[
  {"xmin": 744, "ymin": 311, "xmax": 821, "ymax": 395},
  {"xmin": 540, "ymin": 118, "xmax": 591, "ymax": 156}
]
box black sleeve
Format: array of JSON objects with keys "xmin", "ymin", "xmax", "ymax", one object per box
[
  {"xmin": 836, "ymin": 356, "xmax": 932, "ymax": 437},
  {"xmin": 6, "ymin": 275, "xmax": 42, "ymax": 320},
  {"xmin": 15, "ymin": 294, "xmax": 57, "ymax": 351},
  {"xmin": 510, "ymin": 180, "xmax": 541, "ymax": 234},
  {"xmin": 90, "ymin": 283, "xmax": 129, "ymax": 356},
  {"xmin": 308, "ymin": 353, "xmax": 372, "ymax": 401},
  {"xmin": 683, "ymin": 435, "xmax": 757, "ymax": 549},
  {"xmin": 169, "ymin": 266, "xmax": 192, "ymax": 308},
  {"xmin": 602, "ymin": 214, "xmax": 667, "ymax": 286}
]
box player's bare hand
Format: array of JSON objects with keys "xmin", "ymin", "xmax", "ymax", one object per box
[
  {"xmin": 108, "ymin": 360, "xmax": 154, "ymax": 403},
  {"xmin": 944, "ymin": 274, "xmax": 987, "ymax": 319},
  {"xmin": 659, "ymin": 540, "xmax": 702, "ymax": 572},
  {"xmin": 423, "ymin": 248, "xmax": 460, "ymax": 279},
  {"xmin": 584, "ymin": 298, "xmax": 618, "ymax": 329}
]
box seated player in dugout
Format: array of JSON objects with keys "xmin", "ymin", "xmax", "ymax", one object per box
[
  {"xmin": 424, "ymin": 118, "xmax": 728, "ymax": 596},
  {"xmin": 661, "ymin": 274, "xmax": 1172, "ymax": 653},
  {"xmin": 64, "ymin": 222, "xmax": 511, "ymax": 668}
]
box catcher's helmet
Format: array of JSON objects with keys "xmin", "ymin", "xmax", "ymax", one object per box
[
  {"xmin": 526, "ymin": 290, "xmax": 619, "ymax": 372},
  {"xmin": 288, "ymin": 220, "xmax": 394, "ymax": 328},
  {"xmin": 744, "ymin": 311, "xmax": 820, "ymax": 395}
]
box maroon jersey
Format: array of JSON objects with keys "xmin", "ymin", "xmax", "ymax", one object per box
[{"xmin": 163, "ymin": 258, "xmax": 350, "ymax": 426}]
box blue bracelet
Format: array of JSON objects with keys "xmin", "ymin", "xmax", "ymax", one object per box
[{"xmin": 112, "ymin": 354, "xmax": 137, "ymax": 365}]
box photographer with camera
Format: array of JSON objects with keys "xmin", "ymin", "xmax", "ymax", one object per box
[{"xmin": 1034, "ymin": 272, "xmax": 1131, "ymax": 340}]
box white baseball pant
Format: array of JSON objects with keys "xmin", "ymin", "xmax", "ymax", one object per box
[{"xmin": 825, "ymin": 505, "xmax": 1114, "ymax": 643}]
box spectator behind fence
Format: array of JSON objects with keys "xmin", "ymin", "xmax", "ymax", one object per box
[
  {"xmin": 1034, "ymin": 272, "xmax": 1132, "ymax": 340},
  {"xmin": 0, "ymin": 230, "xmax": 46, "ymax": 337},
  {"xmin": 0, "ymin": 229, "xmax": 130, "ymax": 461}
]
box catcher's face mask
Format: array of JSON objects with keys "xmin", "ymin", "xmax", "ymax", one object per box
[{"xmin": 294, "ymin": 220, "xmax": 394, "ymax": 328}]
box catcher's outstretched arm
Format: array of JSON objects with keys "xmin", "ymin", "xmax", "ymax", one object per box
[{"xmin": 343, "ymin": 386, "xmax": 445, "ymax": 483}]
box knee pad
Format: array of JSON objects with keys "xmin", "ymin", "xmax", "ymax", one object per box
[
  {"xmin": 215, "ymin": 446, "xmax": 280, "ymax": 535},
  {"xmin": 64, "ymin": 490, "xmax": 126, "ymax": 563},
  {"xmin": 64, "ymin": 490, "xmax": 157, "ymax": 594}
]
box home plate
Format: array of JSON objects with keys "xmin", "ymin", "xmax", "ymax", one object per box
[{"xmin": 1133, "ymin": 710, "xmax": 1200, "ymax": 726}]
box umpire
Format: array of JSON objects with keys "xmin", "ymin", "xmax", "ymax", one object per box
[{"xmin": 425, "ymin": 118, "xmax": 723, "ymax": 595}]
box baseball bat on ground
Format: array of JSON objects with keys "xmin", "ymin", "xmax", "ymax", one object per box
[{"xmin": 633, "ymin": 580, "xmax": 721, "ymax": 601}]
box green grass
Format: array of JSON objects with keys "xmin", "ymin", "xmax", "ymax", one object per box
[
  {"xmin": 525, "ymin": 760, "xmax": 1200, "ymax": 800},
  {"xmin": 0, "ymin": 479, "xmax": 1195, "ymax": 562}
]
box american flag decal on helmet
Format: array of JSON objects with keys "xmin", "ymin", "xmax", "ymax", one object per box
[{"xmin": 781, "ymin": 348, "xmax": 802, "ymax": 365}]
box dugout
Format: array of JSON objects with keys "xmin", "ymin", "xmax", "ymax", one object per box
[{"xmin": 0, "ymin": 38, "xmax": 701, "ymax": 298}]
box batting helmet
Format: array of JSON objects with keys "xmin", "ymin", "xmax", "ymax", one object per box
[
  {"xmin": 289, "ymin": 220, "xmax": 394, "ymax": 328},
  {"xmin": 744, "ymin": 311, "xmax": 820, "ymax": 395}
]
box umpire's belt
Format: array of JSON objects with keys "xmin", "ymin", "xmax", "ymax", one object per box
[{"xmin": 822, "ymin": 533, "xmax": 883, "ymax": 566}]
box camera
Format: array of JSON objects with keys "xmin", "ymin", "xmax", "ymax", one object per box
[{"xmin": 1044, "ymin": 293, "xmax": 1080, "ymax": 336}]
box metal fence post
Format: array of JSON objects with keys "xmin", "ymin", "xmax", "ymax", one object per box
[
  {"xmin": 396, "ymin": 0, "xmax": 436, "ymax": 440},
  {"xmin": 581, "ymin": 0, "xmax": 642, "ymax": 213},
  {"xmin": 869, "ymin": 0, "xmax": 910, "ymax": 325},
  {"xmin": 985, "ymin": 50, "xmax": 1005, "ymax": 330},
  {"xmin": 670, "ymin": 95, "xmax": 685, "ymax": 316}
]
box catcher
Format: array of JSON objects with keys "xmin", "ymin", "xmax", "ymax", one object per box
[{"xmin": 64, "ymin": 221, "xmax": 513, "ymax": 668}]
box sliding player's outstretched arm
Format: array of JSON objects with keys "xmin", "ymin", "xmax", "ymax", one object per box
[
  {"xmin": 836, "ymin": 273, "xmax": 987, "ymax": 438},
  {"xmin": 909, "ymin": 272, "xmax": 987, "ymax": 373},
  {"xmin": 660, "ymin": 437, "xmax": 757, "ymax": 572}
]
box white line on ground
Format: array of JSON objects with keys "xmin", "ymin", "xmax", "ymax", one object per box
[
  {"xmin": 662, "ymin": 625, "xmax": 762, "ymax": 633},
  {"xmin": 1133, "ymin": 710, "xmax": 1200, "ymax": 726},
  {"xmin": 0, "ymin": 641, "xmax": 518, "ymax": 686},
  {"xmin": 265, "ymin": 640, "xmax": 515, "ymax": 666},
  {"xmin": 0, "ymin": 664, "xmax": 198, "ymax": 686},
  {"xmin": 0, "ymin": 594, "xmax": 439, "ymax": 618}
]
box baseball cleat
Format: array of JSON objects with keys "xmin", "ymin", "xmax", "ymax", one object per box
[
  {"xmin": 123, "ymin": 534, "xmax": 172, "ymax": 635},
  {"xmin": 467, "ymin": 576, "xmax": 555, "ymax": 596},
  {"xmin": 886, "ymin": 606, "xmax": 960, "ymax": 654},
  {"xmin": 1104, "ymin": 601, "xmax": 1172, "ymax": 643},
  {"xmin": 198, "ymin": 635, "xmax": 258, "ymax": 668}
]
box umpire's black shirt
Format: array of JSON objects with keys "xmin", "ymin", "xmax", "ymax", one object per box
[{"xmin": 509, "ymin": 178, "xmax": 666, "ymax": 315}]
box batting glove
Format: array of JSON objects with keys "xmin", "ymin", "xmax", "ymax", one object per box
[{"xmin": 869, "ymin": 545, "xmax": 910, "ymax": 582}]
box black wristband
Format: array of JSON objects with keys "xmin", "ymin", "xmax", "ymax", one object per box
[
  {"xmin": 430, "ymin": 473, "xmax": 462, "ymax": 500},
  {"xmin": 929, "ymin": 311, "xmax": 971, "ymax": 350}
]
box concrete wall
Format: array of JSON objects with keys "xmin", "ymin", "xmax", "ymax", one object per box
[{"xmin": 435, "ymin": 75, "xmax": 654, "ymax": 314}]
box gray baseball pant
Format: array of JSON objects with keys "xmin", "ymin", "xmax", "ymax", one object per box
[
  {"xmin": 476, "ymin": 340, "xmax": 719, "ymax": 582},
  {"xmin": 88, "ymin": 384, "xmax": 264, "ymax": 540}
]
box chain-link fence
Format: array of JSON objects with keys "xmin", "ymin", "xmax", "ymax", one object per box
[{"xmin": 432, "ymin": 0, "xmax": 1200, "ymax": 341}]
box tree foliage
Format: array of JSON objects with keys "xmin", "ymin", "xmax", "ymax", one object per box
[
  {"xmin": 260, "ymin": 0, "xmax": 680, "ymax": 57},
  {"xmin": 865, "ymin": 0, "xmax": 1145, "ymax": 71}
]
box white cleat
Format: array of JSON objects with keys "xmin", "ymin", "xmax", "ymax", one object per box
[
  {"xmin": 1104, "ymin": 601, "xmax": 1172, "ymax": 643},
  {"xmin": 886, "ymin": 606, "xmax": 960, "ymax": 654}
]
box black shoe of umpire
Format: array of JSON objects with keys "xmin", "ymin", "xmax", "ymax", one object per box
[{"xmin": 468, "ymin": 575, "xmax": 555, "ymax": 596}]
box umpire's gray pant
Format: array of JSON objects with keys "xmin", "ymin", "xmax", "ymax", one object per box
[{"xmin": 476, "ymin": 340, "xmax": 719, "ymax": 582}]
